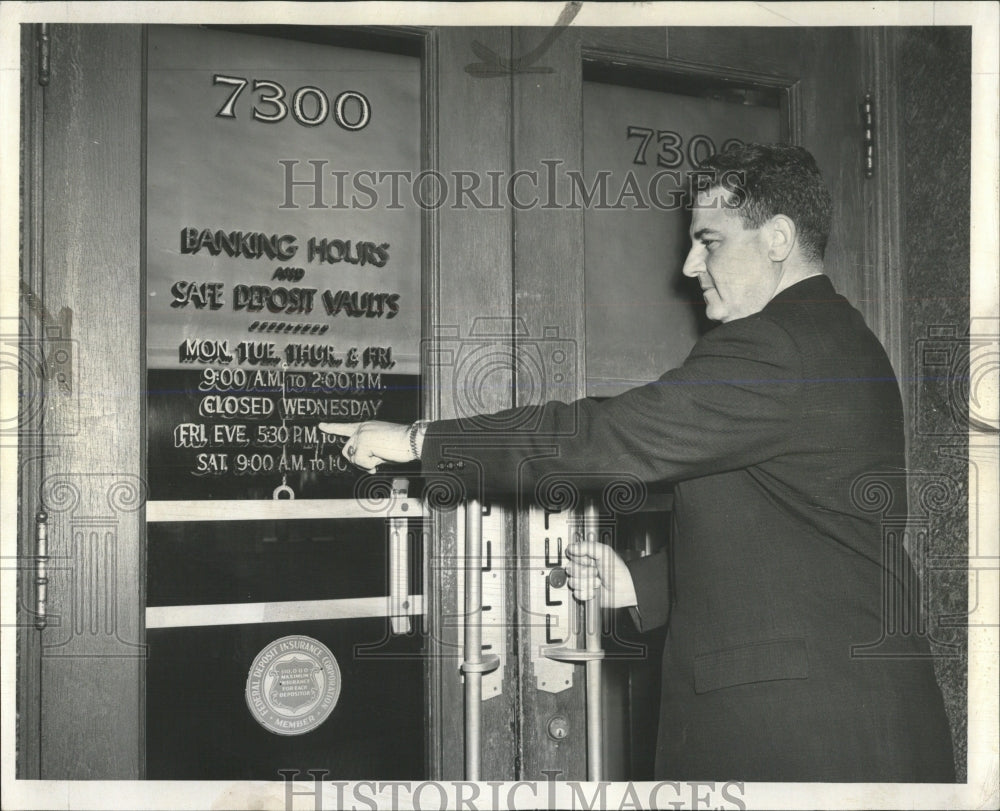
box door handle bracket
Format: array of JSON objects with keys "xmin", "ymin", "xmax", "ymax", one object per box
[
  {"xmin": 456, "ymin": 502, "xmax": 506, "ymax": 699},
  {"xmin": 528, "ymin": 507, "xmax": 575, "ymax": 693}
]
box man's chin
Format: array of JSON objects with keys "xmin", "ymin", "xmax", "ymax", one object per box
[{"xmin": 704, "ymin": 305, "xmax": 725, "ymax": 323}]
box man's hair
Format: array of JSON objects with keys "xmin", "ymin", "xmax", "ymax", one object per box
[{"xmin": 695, "ymin": 143, "xmax": 833, "ymax": 262}]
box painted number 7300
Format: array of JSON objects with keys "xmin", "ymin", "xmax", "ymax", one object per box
[{"xmin": 212, "ymin": 74, "xmax": 371, "ymax": 130}]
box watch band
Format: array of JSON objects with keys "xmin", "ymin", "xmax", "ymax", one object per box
[{"xmin": 408, "ymin": 420, "xmax": 429, "ymax": 461}]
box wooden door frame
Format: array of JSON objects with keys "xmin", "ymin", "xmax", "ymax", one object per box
[
  {"xmin": 16, "ymin": 21, "xmax": 45, "ymax": 780},
  {"xmin": 17, "ymin": 22, "xmax": 146, "ymax": 780},
  {"xmin": 861, "ymin": 28, "xmax": 905, "ymax": 396},
  {"xmin": 421, "ymin": 26, "xmax": 521, "ymax": 780}
]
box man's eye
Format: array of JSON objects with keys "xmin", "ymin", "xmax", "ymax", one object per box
[{"xmin": 701, "ymin": 239, "xmax": 717, "ymax": 250}]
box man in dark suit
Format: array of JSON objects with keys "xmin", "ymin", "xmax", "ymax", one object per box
[{"xmin": 321, "ymin": 144, "xmax": 955, "ymax": 782}]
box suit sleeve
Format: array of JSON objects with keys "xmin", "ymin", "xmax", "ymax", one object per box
[
  {"xmin": 420, "ymin": 314, "xmax": 803, "ymax": 498},
  {"xmin": 626, "ymin": 548, "xmax": 671, "ymax": 632}
]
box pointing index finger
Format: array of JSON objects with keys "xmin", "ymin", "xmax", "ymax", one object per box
[{"xmin": 318, "ymin": 422, "xmax": 361, "ymax": 437}]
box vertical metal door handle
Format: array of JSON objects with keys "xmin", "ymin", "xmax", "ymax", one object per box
[
  {"xmin": 583, "ymin": 501, "xmax": 604, "ymax": 781},
  {"xmin": 460, "ymin": 498, "xmax": 500, "ymax": 780},
  {"xmin": 388, "ymin": 478, "xmax": 411, "ymax": 634},
  {"xmin": 541, "ymin": 502, "xmax": 605, "ymax": 781}
]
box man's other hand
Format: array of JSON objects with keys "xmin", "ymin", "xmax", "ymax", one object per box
[{"xmin": 565, "ymin": 540, "xmax": 638, "ymax": 609}]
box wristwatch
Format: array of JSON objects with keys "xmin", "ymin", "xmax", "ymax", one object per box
[{"xmin": 407, "ymin": 420, "xmax": 429, "ymax": 461}]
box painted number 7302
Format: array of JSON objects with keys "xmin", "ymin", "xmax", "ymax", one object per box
[{"xmin": 627, "ymin": 127, "xmax": 743, "ymax": 169}]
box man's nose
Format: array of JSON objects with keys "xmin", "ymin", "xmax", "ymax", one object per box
[{"xmin": 682, "ymin": 247, "xmax": 703, "ymax": 277}]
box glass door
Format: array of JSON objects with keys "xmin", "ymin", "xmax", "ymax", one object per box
[{"xmin": 143, "ymin": 25, "xmax": 427, "ymax": 779}]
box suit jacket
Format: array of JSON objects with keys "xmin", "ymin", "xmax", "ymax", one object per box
[{"xmin": 421, "ymin": 274, "xmax": 955, "ymax": 781}]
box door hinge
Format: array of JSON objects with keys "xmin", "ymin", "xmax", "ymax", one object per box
[
  {"xmin": 35, "ymin": 510, "xmax": 49, "ymax": 630},
  {"xmin": 862, "ymin": 92, "xmax": 874, "ymax": 179},
  {"xmin": 37, "ymin": 23, "xmax": 50, "ymax": 86}
]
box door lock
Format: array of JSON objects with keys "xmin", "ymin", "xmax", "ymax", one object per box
[{"xmin": 546, "ymin": 714, "xmax": 570, "ymax": 741}]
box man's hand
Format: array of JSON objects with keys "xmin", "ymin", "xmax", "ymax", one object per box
[
  {"xmin": 318, "ymin": 421, "xmax": 413, "ymax": 472},
  {"xmin": 565, "ymin": 540, "xmax": 638, "ymax": 609}
]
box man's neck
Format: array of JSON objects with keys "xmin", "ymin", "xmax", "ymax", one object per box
[{"xmin": 773, "ymin": 263, "xmax": 824, "ymax": 298}]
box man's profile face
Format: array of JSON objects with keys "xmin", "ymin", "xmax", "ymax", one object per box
[{"xmin": 682, "ymin": 186, "xmax": 780, "ymax": 323}]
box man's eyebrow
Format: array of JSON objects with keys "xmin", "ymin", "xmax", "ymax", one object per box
[{"xmin": 692, "ymin": 227, "xmax": 721, "ymax": 240}]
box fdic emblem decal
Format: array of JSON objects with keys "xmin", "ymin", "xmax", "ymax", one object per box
[{"xmin": 245, "ymin": 635, "xmax": 341, "ymax": 735}]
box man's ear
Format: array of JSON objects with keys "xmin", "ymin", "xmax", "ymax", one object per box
[{"xmin": 766, "ymin": 215, "xmax": 796, "ymax": 262}]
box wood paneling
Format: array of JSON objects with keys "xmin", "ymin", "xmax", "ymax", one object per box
[
  {"xmin": 667, "ymin": 27, "xmax": 819, "ymax": 77},
  {"xmin": 424, "ymin": 27, "xmax": 519, "ymax": 780},
  {"xmin": 797, "ymin": 28, "xmax": 867, "ymax": 311},
  {"xmin": 37, "ymin": 24, "xmax": 145, "ymax": 778},
  {"xmin": 580, "ymin": 26, "xmax": 668, "ymax": 60},
  {"xmin": 17, "ymin": 22, "xmax": 44, "ymax": 781},
  {"xmin": 511, "ymin": 26, "xmax": 590, "ymax": 780},
  {"xmin": 862, "ymin": 28, "xmax": 905, "ymax": 379}
]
